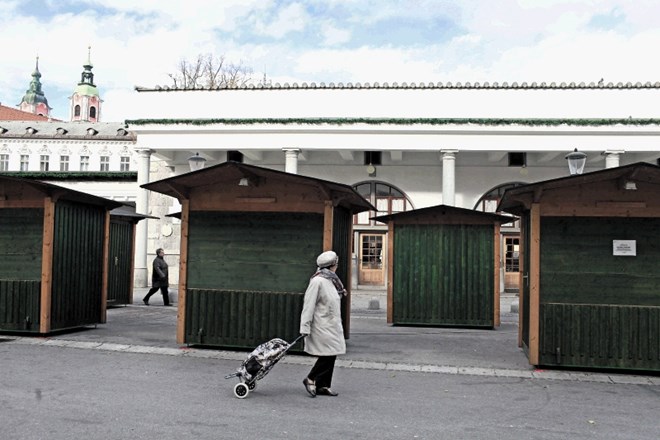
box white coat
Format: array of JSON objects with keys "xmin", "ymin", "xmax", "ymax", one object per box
[{"xmin": 299, "ymin": 276, "xmax": 346, "ymax": 356}]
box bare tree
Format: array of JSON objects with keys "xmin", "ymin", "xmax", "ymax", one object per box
[{"xmin": 168, "ymin": 53, "xmax": 253, "ymax": 89}]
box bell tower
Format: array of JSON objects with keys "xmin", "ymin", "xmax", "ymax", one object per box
[
  {"xmin": 70, "ymin": 47, "xmax": 102, "ymax": 122},
  {"xmin": 19, "ymin": 56, "xmax": 51, "ymax": 117}
]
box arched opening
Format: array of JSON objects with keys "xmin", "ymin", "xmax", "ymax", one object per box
[
  {"xmin": 351, "ymin": 181, "xmax": 414, "ymax": 287},
  {"xmin": 475, "ymin": 181, "xmax": 526, "ymax": 294},
  {"xmin": 90, "ymin": 106, "xmax": 97, "ymax": 119},
  {"xmin": 74, "ymin": 105, "xmax": 81, "ymax": 117}
]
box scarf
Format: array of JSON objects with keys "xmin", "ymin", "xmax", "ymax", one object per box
[{"xmin": 312, "ymin": 268, "xmax": 347, "ymax": 297}]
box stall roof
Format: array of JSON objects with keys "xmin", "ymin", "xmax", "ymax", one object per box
[
  {"xmin": 0, "ymin": 175, "xmax": 123, "ymax": 209},
  {"xmin": 142, "ymin": 161, "xmax": 375, "ymax": 213},
  {"xmin": 497, "ymin": 162, "xmax": 660, "ymax": 215},
  {"xmin": 373, "ymin": 204, "xmax": 515, "ymax": 225},
  {"xmin": 110, "ymin": 204, "xmax": 159, "ymax": 221}
]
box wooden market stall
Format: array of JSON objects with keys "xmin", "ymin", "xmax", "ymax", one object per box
[
  {"xmin": 0, "ymin": 175, "xmax": 122, "ymax": 334},
  {"xmin": 374, "ymin": 205, "xmax": 514, "ymax": 328},
  {"xmin": 107, "ymin": 205, "xmax": 157, "ymax": 306},
  {"xmin": 142, "ymin": 162, "xmax": 374, "ymax": 349},
  {"xmin": 498, "ymin": 162, "xmax": 660, "ymax": 371}
]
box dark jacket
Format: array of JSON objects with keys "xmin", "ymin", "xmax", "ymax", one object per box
[{"xmin": 151, "ymin": 255, "xmax": 169, "ymax": 288}]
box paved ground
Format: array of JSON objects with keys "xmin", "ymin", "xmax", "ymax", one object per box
[{"xmin": 6, "ymin": 288, "xmax": 658, "ymax": 386}]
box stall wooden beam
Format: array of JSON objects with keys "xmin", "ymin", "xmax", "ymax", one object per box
[
  {"xmin": 39, "ymin": 197, "xmax": 55, "ymax": 334},
  {"xmin": 494, "ymin": 224, "xmax": 501, "ymax": 327},
  {"xmin": 100, "ymin": 210, "xmax": 110, "ymax": 323},
  {"xmin": 386, "ymin": 222, "xmax": 394, "ymax": 324},
  {"xmin": 177, "ymin": 199, "xmax": 190, "ymax": 345},
  {"xmin": 323, "ymin": 201, "xmax": 334, "ymax": 251},
  {"xmin": 528, "ymin": 203, "xmax": 541, "ymax": 365}
]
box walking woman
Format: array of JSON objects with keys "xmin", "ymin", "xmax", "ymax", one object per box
[{"xmin": 300, "ymin": 250, "xmax": 347, "ymax": 397}]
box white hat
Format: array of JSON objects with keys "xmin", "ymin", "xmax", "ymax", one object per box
[{"xmin": 316, "ymin": 251, "xmax": 338, "ymax": 268}]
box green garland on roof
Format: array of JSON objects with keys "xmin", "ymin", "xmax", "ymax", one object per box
[
  {"xmin": 0, "ymin": 171, "xmax": 137, "ymax": 181},
  {"xmin": 125, "ymin": 117, "xmax": 660, "ymax": 127}
]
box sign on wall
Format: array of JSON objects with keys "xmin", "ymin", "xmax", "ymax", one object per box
[{"xmin": 613, "ymin": 240, "xmax": 636, "ymax": 256}]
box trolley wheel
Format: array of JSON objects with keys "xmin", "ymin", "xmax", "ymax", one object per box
[
  {"xmin": 248, "ymin": 381, "xmax": 257, "ymax": 391},
  {"xmin": 234, "ymin": 383, "xmax": 249, "ymax": 399}
]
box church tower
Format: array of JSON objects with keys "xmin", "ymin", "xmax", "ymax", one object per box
[
  {"xmin": 70, "ymin": 47, "xmax": 102, "ymax": 122},
  {"xmin": 19, "ymin": 57, "xmax": 51, "ymax": 117}
]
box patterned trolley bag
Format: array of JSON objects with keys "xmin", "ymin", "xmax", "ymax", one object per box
[{"xmin": 225, "ymin": 335, "xmax": 305, "ymax": 398}]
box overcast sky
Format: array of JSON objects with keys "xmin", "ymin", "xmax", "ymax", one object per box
[{"xmin": 1, "ymin": 0, "xmax": 659, "ymax": 122}]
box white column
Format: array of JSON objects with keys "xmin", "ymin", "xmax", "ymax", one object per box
[
  {"xmin": 603, "ymin": 150, "xmax": 624, "ymax": 168},
  {"xmin": 134, "ymin": 149, "xmax": 152, "ymax": 287},
  {"xmin": 283, "ymin": 148, "xmax": 300, "ymax": 174},
  {"xmin": 441, "ymin": 150, "xmax": 458, "ymax": 206}
]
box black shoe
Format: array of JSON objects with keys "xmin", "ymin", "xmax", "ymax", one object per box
[
  {"xmin": 317, "ymin": 387, "xmax": 338, "ymax": 396},
  {"xmin": 303, "ymin": 378, "xmax": 316, "ymax": 397},
  {"xmin": 164, "ymin": 303, "xmax": 173, "ymax": 306},
  {"xmin": 143, "ymin": 299, "xmax": 149, "ymax": 306}
]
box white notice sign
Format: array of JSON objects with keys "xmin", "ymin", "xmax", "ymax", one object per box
[{"xmin": 613, "ymin": 240, "xmax": 636, "ymax": 256}]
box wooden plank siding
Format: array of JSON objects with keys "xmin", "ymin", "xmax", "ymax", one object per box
[
  {"xmin": 537, "ymin": 216, "xmax": 660, "ymax": 370},
  {"xmin": 0, "ymin": 280, "xmax": 41, "ymax": 331},
  {"xmin": 182, "ymin": 211, "xmax": 324, "ymax": 347},
  {"xmin": 107, "ymin": 220, "xmax": 135, "ymax": 305},
  {"xmin": 49, "ymin": 201, "xmax": 106, "ymax": 331},
  {"xmin": 184, "ymin": 288, "xmax": 304, "ymax": 349},
  {"xmin": 332, "ymin": 206, "xmax": 352, "ymax": 338},
  {"xmin": 391, "ymin": 223, "xmax": 496, "ymax": 327}
]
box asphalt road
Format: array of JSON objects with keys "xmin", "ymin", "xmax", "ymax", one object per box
[{"xmin": 2, "ymin": 341, "xmax": 659, "ymax": 440}]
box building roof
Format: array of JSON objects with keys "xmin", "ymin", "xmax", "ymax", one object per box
[
  {"xmin": 142, "ymin": 161, "xmax": 375, "ymax": 213},
  {"xmin": 0, "ymin": 103, "xmax": 53, "ymax": 121},
  {"xmin": 0, "ymin": 120, "xmax": 134, "ymax": 139}
]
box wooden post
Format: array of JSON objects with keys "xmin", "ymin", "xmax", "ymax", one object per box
[
  {"xmin": 128, "ymin": 223, "xmax": 137, "ymax": 305},
  {"xmin": 518, "ymin": 218, "xmax": 525, "ymax": 348},
  {"xmin": 177, "ymin": 199, "xmax": 190, "ymax": 345},
  {"xmin": 323, "ymin": 201, "xmax": 334, "ymax": 251},
  {"xmin": 39, "ymin": 197, "xmax": 55, "ymax": 334},
  {"xmin": 100, "ymin": 210, "xmax": 110, "ymax": 323},
  {"xmin": 529, "ymin": 203, "xmax": 541, "ymax": 365},
  {"xmin": 493, "ymin": 224, "xmax": 501, "ymax": 328},
  {"xmin": 386, "ymin": 222, "xmax": 394, "ymax": 324}
]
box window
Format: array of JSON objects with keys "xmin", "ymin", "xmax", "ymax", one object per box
[
  {"xmin": 0, "ymin": 154, "xmax": 8, "ymax": 171},
  {"xmin": 60, "ymin": 155, "xmax": 69, "ymax": 171},
  {"xmin": 120, "ymin": 156, "xmax": 130, "ymax": 171},
  {"xmin": 80, "ymin": 155, "xmax": 89, "ymax": 171},
  {"xmin": 352, "ymin": 181, "xmax": 412, "ymax": 226},
  {"xmin": 100, "ymin": 156, "xmax": 110, "ymax": 171},
  {"xmin": 508, "ymin": 152, "xmax": 526, "ymax": 167},
  {"xmin": 505, "ymin": 237, "xmax": 520, "ymax": 272},
  {"xmin": 40, "ymin": 155, "xmax": 49, "ymax": 171},
  {"xmin": 227, "ymin": 151, "xmax": 244, "ymax": 163},
  {"xmin": 74, "ymin": 105, "xmax": 81, "ymax": 117},
  {"xmin": 364, "ymin": 151, "xmax": 382, "ymax": 165},
  {"xmin": 90, "ymin": 107, "xmax": 97, "ymax": 119},
  {"xmin": 20, "ymin": 155, "xmax": 29, "ymax": 171}
]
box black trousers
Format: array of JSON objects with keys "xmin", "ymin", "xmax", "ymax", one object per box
[
  {"xmin": 307, "ymin": 355, "xmax": 336, "ymax": 388},
  {"xmin": 144, "ymin": 286, "xmax": 170, "ymax": 305}
]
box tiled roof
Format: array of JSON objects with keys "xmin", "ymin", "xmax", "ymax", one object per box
[
  {"xmin": 0, "ymin": 103, "xmax": 55, "ymax": 121},
  {"xmin": 135, "ymin": 80, "xmax": 660, "ymax": 92}
]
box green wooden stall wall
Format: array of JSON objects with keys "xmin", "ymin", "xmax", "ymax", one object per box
[
  {"xmin": 392, "ymin": 224, "xmax": 495, "ymax": 327},
  {"xmin": 539, "ymin": 217, "xmax": 660, "ymax": 370},
  {"xmin": 0, "ymin": 208, "xmax": 43, "ymax": 331},
  {"xmin": 107, "ymin": 220, "xmax": 134, "ymax": 305},
  {"xmin": 50, "ymin": 201, "xmax": 106, "ymax": 331},
  {"xmin": 333, "ymin": 207, "xmax": 352, "ymax": 337},
  {"xmin": 184, "ymin": 211, "xmax": 324, "ymax": 347}
]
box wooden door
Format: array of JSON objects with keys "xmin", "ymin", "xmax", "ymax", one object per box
[{"xmin": 358, "ymin": 233, "xmax": 385, "ymax": 286}]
